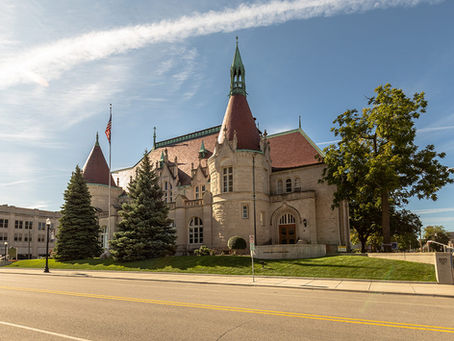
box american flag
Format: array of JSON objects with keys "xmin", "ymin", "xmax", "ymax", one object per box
[{"xmin": 105, "ymin": 112, "xmax": 112, "ymax": 143}]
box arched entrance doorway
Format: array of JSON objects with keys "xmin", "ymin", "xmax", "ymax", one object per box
[{"xmin": 278, "ymin": 213, "xmax": 296, "ymax": 244}]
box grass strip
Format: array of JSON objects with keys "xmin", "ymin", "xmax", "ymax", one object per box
[{"xmin": 6, "ymin": 255, "xmax": 436, "ymax": 282}]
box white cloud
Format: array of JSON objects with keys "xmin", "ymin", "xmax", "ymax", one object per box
[
  {"xmin": 316, "ymin": 139, "xmax": 341, "ymax": 146},
  {"xmin": 414, "ymin": 208, "xmax": 454, "ymax": 215},
  {"xmin": 417, "ymin": 125, "xmax": 454, "ymax": 133},
  {"xmin": 0, "ymin": 0, "xmax": 441, "ymax": 89}
]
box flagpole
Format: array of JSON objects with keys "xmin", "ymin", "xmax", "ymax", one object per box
[{"xmin": 107, "ymin": 104, "xmax": 112, "ymax": 250}]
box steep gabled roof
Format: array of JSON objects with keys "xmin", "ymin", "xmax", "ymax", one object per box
[
  {"xmin": 268, "ymin": 128, "xmax": 324, "ymax": 170},
  {"xmin": 83, "ymin": 134, "xmax": 116, "ymax": 186}
]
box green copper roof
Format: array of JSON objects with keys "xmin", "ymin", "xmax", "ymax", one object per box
[
  {"xmin": 199, "ymin": 140, "xmax": 206, "ymax": 153},
  {"xmin": 155, "ymin": 125, "xmax": 221, "ymax": 149},
  {"xmin": 230, "ymin": 37, "xmax": 246, "ymax": 96}
]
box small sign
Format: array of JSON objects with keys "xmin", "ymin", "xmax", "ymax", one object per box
[
  {"xmin": 337, "ymin": 245, "xmax": 347, "ymax": 253},
  {"xmin": 249, "ymin": 235, "xmax": 255, "ymax": 251}
]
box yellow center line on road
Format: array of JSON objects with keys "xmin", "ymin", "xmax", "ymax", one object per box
[{"xmin": 1, "ymin": 285, "xmax": 453, "ymax": 334}]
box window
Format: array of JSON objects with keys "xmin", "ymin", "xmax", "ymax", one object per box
[
  {"xmin": 162, "ymin": 181, "xmax": 173, "ymax": 203},
  {"xmin": 195, "ymin": 186, "xmax": 200, "ymax": 199},
  {"xmin": 279, "ymin": 213, "xmax": 296, "ymax": 225},
  {"xmin": 294, "ymin": 178, "xmax": 301, "ymax": 191},
  {"xmin": 277, "ymin": 180, "xmax": 283, "ymax": 194},
  {"xmin": 194, "ymin": 185, "xmax": 206, "ymax": 199},
  {"xmin": 0, "ymin": 233, "xmax": 7, "ymax": 241},
  {"xmin": 25, "ymin": 221, "xmax": 33, "ymax": 230},
  {"xmin": 286, "ymin": 178, "xmax": 292, "ymax": 193},
  {"xmin": 14, "ymin": 233, "xmax": 23, "ymax": 242},
  {"xmin": 15, "ymin": 220, "xmax": 23, "ymax": 229},
  {"xmin": 223, "ymin": 167, "xmax": 233, "ymax": 192},
  {"xmin": 0, "ymin": 219, "xmax": 8, "ymax": 228},
  {"xmin": 242, "ymin": 204, "xmax": 248, "ymax": 219},
  {"xmin": 188, "ymin": 217, "xmax": 203, "ymax": 244},
  {"xmin": 38, "ymin": 222, "xmax": 46, "ymax": 231}
]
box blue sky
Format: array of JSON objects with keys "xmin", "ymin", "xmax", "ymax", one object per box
[{"xmin": 0, "ymin": 0, "xmax": 453, "ymax": 231}]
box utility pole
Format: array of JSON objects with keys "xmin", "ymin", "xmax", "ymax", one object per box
[{"xmin": 252, "ymin": 154, "xmax": 257, "ymax": 245}]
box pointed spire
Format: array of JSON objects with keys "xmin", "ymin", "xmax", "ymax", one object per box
[
  {"xmin": 218, "ymin": 38, "xmax": 260, "ymax": 151},
  {"xmin": 153, "ymin": 127, "xmax": 157, "ymax": 149},
  {"xmin": 230, "ymin": 36, "xmax": 246, "ymax": 97},
  {"xmin": 159, "ymin": 151, "xmax": 165, "ymax": 168},
  {"xmin": 82, "ymin": 135, "xmax": 116, "ymax": 186},
  {"xmin": 299, "ymin": 115, "xmax": 302, "ymax": 129},
  {"xmin": 199, "ymin": 140, "xmax": 207, "ymax": 158}
]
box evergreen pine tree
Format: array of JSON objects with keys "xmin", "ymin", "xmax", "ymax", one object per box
[
  {"xmin": 55, "ymin": 166, "xmax": 102, "ymax": 260},
  {"xmin": 110, "ymin": 150, "xmax": 176, "ymax": 261}
]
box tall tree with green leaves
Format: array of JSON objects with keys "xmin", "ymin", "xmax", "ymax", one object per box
[
  {"xmin": 423, "ymin": 225, "xmax": 450, "ymax": 251},
  {"xmin": 110, "ymin": 150, "xmax": 176, "ymax": 261},
  {"xmin": 321, "ymin": 84, "xmax": 453, "ymax": 251},
  {"xmin": 55, "ymin": 166, "xmax": 102, "ymax": 260}
]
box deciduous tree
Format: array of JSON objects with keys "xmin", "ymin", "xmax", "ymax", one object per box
[
  {"xmin": 423, "ymin": 225, "xmax": 449, "ymax": 251},
  {"xmin": 322, "ymin": 84, "xmax": 453, "ymax": 251}
]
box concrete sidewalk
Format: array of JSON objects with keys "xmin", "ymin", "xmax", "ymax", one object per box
[{"xmin": 1, "ymin": 268, "xmax": 453, "ymax": 298}]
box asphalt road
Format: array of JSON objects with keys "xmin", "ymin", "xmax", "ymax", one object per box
[{"xmin": 0, "ymin": 273, "xmax": 453, "ymax": 341}]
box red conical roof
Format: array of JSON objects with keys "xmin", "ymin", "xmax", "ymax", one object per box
[
  {"xmin": 82, "ymin": 138, "xmax": 116, "ymax": 186},
  {"xmin": 218, "ymin": 94, "xmax": 260, "ymax": 150}
]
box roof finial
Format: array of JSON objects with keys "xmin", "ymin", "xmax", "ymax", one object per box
[
  {"xmin": 230, "ymin": 37, "xmax": 246, "ymax": 97},
  {"xmin": 95, "ymin": 132, "xmax": 99, "ymax": 146},
  {"xmin": 299, "ymin": 115, "xmax": 302, "ymax": 129},
  {"xmin": 153, "ymin": 126, "xmax": 157, "ymax": 149}
]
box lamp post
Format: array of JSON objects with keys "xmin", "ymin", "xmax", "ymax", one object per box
[
  {"xmin": 3, "ymin": 241, "xmax": 7, "ymax": 261},
  {"xmin": 44, "ymin": 218, "xmax": 51, "ymax": 273}
]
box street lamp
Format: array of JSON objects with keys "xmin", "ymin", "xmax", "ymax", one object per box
[
  {"xmin": 44, "ymin": 218, "xmax": 51, "ymax": 273},
  {"xmin": 3, "ymin": 241, "xmax": 7, "ymax": 261}
]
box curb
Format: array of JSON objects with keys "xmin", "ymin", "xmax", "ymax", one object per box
[{"xmin": 1, "ymin": 269, "xmax": 452, "ymax": 299}]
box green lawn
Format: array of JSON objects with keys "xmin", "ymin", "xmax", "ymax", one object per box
[{"xmin": 6, "ymin": 255, "xmax": 436, "ymax": 282}]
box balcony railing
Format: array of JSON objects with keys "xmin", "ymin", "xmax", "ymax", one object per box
[{"xmin": 184, "ymin": 199, "xmax": 203, "ymax": 207}]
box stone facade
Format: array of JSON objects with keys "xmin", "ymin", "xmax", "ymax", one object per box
[
  {"xmin": 0, "ymin": 204, "xmax": 59, "ymax": 259},
  {"xmin": 86, "ymin": 42, "xmax": 350, "ymax": 257}
]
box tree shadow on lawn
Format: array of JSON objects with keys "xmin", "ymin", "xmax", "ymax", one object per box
[
  {"xmin": 287, "ymin": 262, "xmax": 381, "ymax": 270},
  {"xmin": 62, "ymin": 256, "xmax": 253, "ymax": 271}
]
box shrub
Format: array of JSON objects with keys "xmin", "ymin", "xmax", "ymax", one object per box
[
  {"xmin": 193, "ymin": 245, "xmax": 214, "ymax": 256},
  {"xmin": 227, "ymin": 236, "xmax": 247, "ymax": 250}
]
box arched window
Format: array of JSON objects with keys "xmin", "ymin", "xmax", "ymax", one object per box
[
  {"xmin": 294, "ymin": 177, "xmax": 301, "ymax": 191},
  {"xmin": 277, "ymin": 180, "xmax": 283, "ymax": 194},
  {"xmin": 279, "ymin": 213, "xmax": 296, "ymax": 225},
  {"xmin": 189, "ymin": 217, "xmax": 203, "ymax": 244},
  {"xmin": 286, "ymin": 178, "xmax": 292, "ymax": 193}
]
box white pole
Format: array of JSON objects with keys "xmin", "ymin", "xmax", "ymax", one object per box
[{"xmin": 107, "ymin": 104, "xmax": 112, "ymax": 250}]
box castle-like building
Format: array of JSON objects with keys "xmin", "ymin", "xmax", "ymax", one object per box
[{"xmin": 82, "ymin": 42, "xmax": 349, "ymax": 256}]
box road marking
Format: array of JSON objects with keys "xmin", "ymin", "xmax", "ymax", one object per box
[
  {"xmin": 0, "ymin": 321, "xmax": 92, "ymax": 340},
  {"xmin": 1, "ymin": 285, "xmax": 454, "ymax": 334}
]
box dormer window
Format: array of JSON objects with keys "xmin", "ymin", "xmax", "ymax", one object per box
[{"xmin": 194, "ymin": 185, "xmax": 206, "ymax": 199}]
